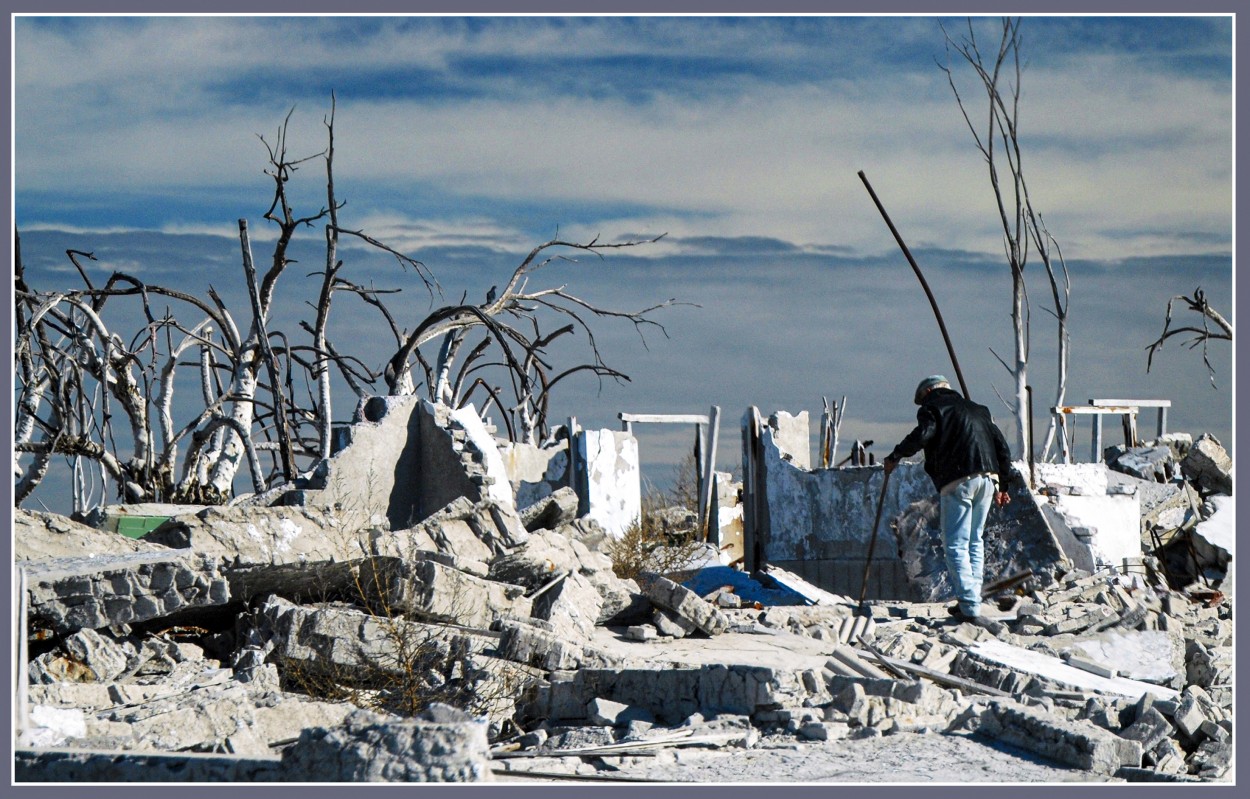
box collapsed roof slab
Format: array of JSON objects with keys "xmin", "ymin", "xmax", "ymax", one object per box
[{"xmin": 967, "ymin": 638, "xmax": 1180, "ymax": 703}]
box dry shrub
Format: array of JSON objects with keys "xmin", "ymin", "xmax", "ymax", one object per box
[{"xmin": 608, "ymin": 452, "xmax": 707, "ymax": 582}]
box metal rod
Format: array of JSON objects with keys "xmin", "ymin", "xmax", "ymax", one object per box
[
  {"xmin": 858, "ymin": 170, "xmax": 970, "ymax": 400},
  {"xmin": 857, "ymin": 469, "xmax": 891, "ymax": 615}
]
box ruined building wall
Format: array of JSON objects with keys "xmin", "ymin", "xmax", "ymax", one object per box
[
  {"xmin": 285, "ymin": 396, "xmax": 506, "ymax": 531},
  {"xmin": 744, "ymin": 409, "xmax": 1073, "ymax": 602},
  {"xmin": 752, "ymin": 410, "xmax": 933, "ymax": 600}
]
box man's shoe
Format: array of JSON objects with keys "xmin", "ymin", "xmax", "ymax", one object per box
[{"xmin": 950, "ymin": 607, "xmax": 1006, "ymax": 635}]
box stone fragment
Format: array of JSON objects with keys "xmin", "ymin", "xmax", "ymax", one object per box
[
  {"xmin": 1188, "ymin": 739, "xmax": 1232, "ymax": 779},
  {"xmin": 586, "ymin": 697, "xmax": 654, "ymax": 727},
  {"xmin": 642, "ymin": 574, "xmax": 729, "ymax": 636},
  {"xmin": 625, "ymin": 625, "xmax": 657, "ymax": 642},
  {"xmin": 530, "ymin": 571, "xmax": 603, "ymax": 641},
  {"xmin": 1198, "ymin": 719, "xmax": 1228, "ymax": 743},
  {"xmin": 279, "ymin": 706, "xmax": 490, "ymax": 782},
  {"xmin": 1171, "ymin": 693, "xmax": 1207, "ymax": 738}
]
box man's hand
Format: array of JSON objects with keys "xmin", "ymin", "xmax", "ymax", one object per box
[
  {"xmin": 994, "ymin": 491, "xmax": 1011, "ymax": 507},
  {"xmin": 883, "ymin": 455, "xmax": 898, "ymax": 475}
]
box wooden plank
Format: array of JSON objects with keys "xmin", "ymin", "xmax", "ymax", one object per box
[{"xmin": 1052, "ymin": 406, "xmax": 1137, "ymax": 415}]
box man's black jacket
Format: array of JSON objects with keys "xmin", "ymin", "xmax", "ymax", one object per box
[{"xmin": 887, "ymin": 387, "xmax": 1016, "ymax": 493}]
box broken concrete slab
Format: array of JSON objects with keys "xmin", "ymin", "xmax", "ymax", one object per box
[
  {"xmin": 530, "ymin": 570, "xmax": 602, "ymax": 640},
  {"xmin": 642, "ymin": 574, "xmax": 729, "ymax": 636},
  {"xmin": 23, "ymin": 550, "xmax": 230, "ymax": 636},
  {"xmin": 1190, "ymin": 495, "xmax": 1233, "ymax": 574},
  {"xmin": 31, "ymin": 628, "xmax": 137, "ymax": 684},
  {"xmin": 1104, "ymin": 445, "xmax": 1175, "ymax": 483},
  {"xmin": 977, "ymin": 699, "xmax": 1142, "ymax": 773},
  {"xmin": 966, "ymin": 639, "xmax": 1179, "ymax": 702},
  {"xmin": 254, "ymin": 595, "xmax": 497, "ymax": 679},
  {"xmin": 1180, "ymin": 433, "xmax": 1232, "ymax": 496},
  {"xmin": 279, "ymin": 706, "xmax": 491, "ymax": 782},
  {"xmin": 142, "ymin": 506, "xmax": 377, "ymax": 602},
  {"xmin": 1067, "ymin": 629, "xmax": 1185, "ymax": 687},
  {"xmin": 539, "ymin": 664, "xmax": 804, "ymax": 726}
]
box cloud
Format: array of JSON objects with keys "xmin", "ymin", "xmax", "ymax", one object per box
[{"xmin": 14, "ymin": 16, "xmax": 1230, "ymax": 268}]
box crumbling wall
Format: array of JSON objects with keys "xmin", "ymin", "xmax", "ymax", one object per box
[
  {"xmin": 285, "ymin": 396, "xmax": 508, "ymax": 531},
  {"xmin": 1035, "ymin": 463, "xmax": 1143, "ymax": 572},
  {"xmin": 499, "ymin": 438, "xmax": 571, "ymax": 510}
]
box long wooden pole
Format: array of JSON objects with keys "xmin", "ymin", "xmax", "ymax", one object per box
[
  {"xmin": 857, "ymin": 469, "xmax": 891, "ymax": 616},
  {"xmin": 858, "ymin": 170, "xmax": 971, "ymax": 400}
]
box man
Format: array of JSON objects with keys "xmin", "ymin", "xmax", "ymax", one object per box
[{"xmin": 883, "ymin": 375, "xmax": 1018, "ymax": 628}]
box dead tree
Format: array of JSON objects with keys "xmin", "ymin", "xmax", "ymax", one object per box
[
  {"xmin": 13, "ymin": 102, "xmax": 676, "ymax": 511},
  {"xmin": 1146, "ymin": 287, "xmax": 1232, "ymax": 387},
  {"xmin": 380, "ymin": 234, "xmax": 679, "ymax": 444},
  {"xmin": 940, "ymin": 17, "xmax": 1073, "ymax": 462}
]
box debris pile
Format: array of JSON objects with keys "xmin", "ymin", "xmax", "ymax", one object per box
[{"xmin": 14, "ymin": 408, "xmax": 1233, "ymax": 784}]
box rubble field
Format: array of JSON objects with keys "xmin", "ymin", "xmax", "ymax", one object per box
[{"xmin": 12, "ymin": 409, "xmax": 1234, "ymax": 784}]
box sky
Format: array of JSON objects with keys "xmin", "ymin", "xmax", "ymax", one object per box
[{"xmin": 10, "ymin": 14, "xmax": 1234, "ymax": 508}]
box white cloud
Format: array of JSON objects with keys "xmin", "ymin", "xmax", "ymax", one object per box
[{"xmin": 13, "ymin": 16, "xmax": 1232, "ymax": 266}]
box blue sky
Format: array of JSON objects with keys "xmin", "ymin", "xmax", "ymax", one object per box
[{"xmin": 11, "ymin": 14, "xmax": 1234, "ymax": 503}]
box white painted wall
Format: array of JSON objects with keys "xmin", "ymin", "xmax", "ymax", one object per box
[{"xmin": 578, "ymin": 429, "xmax": 641, "ymax": 538}]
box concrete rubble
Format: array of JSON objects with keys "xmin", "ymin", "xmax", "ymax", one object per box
[{"xmin": 16, "ymin": 401, "xmax": 1233, "ymax": 784}]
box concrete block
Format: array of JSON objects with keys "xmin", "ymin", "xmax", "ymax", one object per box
[
  {"xmin": 652, "ymin": 607, "xmax": 695, "ymax": 638},
  {"xmin": 625, "ymin": 625, "xmax": 657, "ymax": 642},
  {"xmin": 1188, "ymin": 739, "xmax": 1232, "ymax": 779},
  {"xmin": 643, "ymin": 574, "xmax": 729, "ymax": 636},
  {"xmin": 1172, "ymin": 694, "xmax": 1206, "ymax": 738},
  {"xmin": 518, "ymin": 486, "xmax": 580, "ymax": 532},
  {"xmin": 1198, "ymin": 719, "xmax": 1228, "ymax": 743},
  {"xmin": 586, "ymin": 697, "xmax": 654, "ymax": 727},
  {"xmin": 978, "ymin": 700, "xmax": 1142, "ymax": 773},
  {"xmin": 1180, "ymin": 434, "xmax": 1232, "ymax": 496}
]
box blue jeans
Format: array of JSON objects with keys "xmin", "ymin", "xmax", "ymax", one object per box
[{"xmin": 939, "ymin": 474, "xmax": 995, "ymax": 616}]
